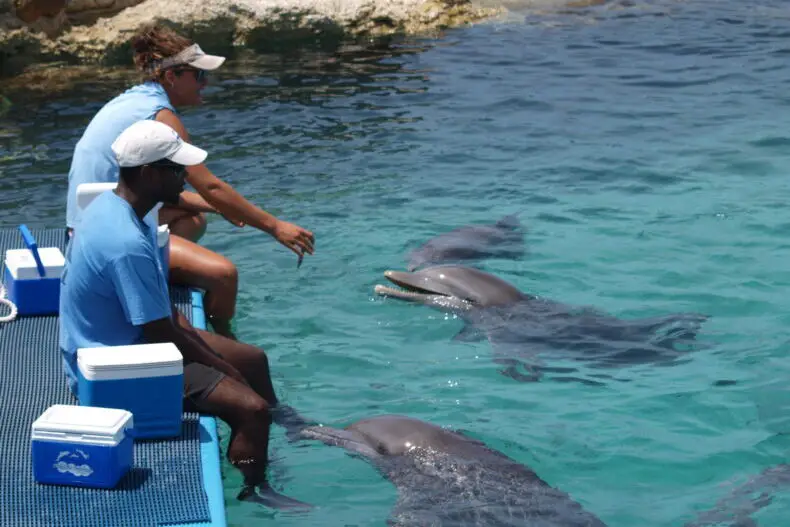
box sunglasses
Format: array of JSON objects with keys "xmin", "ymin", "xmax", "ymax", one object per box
[
  {"xmin": 149, "ymin": 160, "xmax": 186, "ymax": 177},
  {"xmin": 174, "ymin": 67, "xmax": 207, "ymax": 83}
]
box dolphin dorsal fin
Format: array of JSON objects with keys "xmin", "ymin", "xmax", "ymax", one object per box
[{"xmin": 495, "ymin": 214, "xmax": 521, "ymax": 230}]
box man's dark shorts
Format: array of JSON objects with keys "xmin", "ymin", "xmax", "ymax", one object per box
[{"xmin": 184, "ymin": 362, "xmax": 225, "ymax": 409}]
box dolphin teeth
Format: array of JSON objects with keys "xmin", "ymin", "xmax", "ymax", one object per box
[{"xmin": 374, "ymin": 285, "xmax": 429, "ymax": 301}]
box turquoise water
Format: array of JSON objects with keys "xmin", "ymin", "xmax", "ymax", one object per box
[{"xmin": 3, "ymin": 0, "xmax": 790, "ymax": 524}]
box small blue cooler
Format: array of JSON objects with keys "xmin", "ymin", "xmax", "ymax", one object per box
[
  {"xmin": 77, "ymin": 343, "xmax": 184, "ymax": 439},
  {"xmin": 3, "ymin": 225, "xmax": 64, "ymax": 316},
  {"xmin": 31, "ymin": 404, "xmax": 134, "ymax": 489}
]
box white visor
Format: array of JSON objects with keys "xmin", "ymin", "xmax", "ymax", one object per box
[{"xmin": 160, "ymin": 44, "xmax": 226, "ymax": 71}]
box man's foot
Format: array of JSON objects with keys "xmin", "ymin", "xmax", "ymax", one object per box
[{"xmin": 238, "ymin": 484, "xmax": 313, "ymax": 511}]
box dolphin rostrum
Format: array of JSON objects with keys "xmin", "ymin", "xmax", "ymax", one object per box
[
  {"xmin": 406, "ymin": 214, "xmax": 525, "ymax": 271},
  {"xmin": 374, "ymin": 265, "xmax": 709, "ymax": 385}
]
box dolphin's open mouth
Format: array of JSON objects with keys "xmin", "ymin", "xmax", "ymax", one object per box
[
  {"xmin": 374, "ymin": 270, "xmax": 450, "ymax": 302},
  {"xmin": 374, "ymin": 271, "xmax": 476, "ymax": 314}
]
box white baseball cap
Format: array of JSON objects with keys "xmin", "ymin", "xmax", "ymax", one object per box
[
  {"xmin": 111, "ymin": 120, "xmax": 208, "ymax": 168},
  {"xmin": 159, "ymin": 43, "xmax": 225, "ymax": 71}
]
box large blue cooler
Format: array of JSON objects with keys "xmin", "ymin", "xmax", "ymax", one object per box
[
  {"xmin": 77, "ymin": 343, "xmax": 184, "ymax": 439},
  {"xmin": 31, "ymin": 404, "xmax": 134, "ymax": 489},
  {"xmin": 3, "ymin": 226, "xmax": 64, "ymax": 316}
]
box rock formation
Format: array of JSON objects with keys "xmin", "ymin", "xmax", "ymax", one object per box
[{"xmin": 1, "ymin": 0, "xmax": 503, "ymax": 79}]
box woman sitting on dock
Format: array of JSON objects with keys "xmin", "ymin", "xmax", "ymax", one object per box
[{"xmin": 64, "ymin": 23, "xmax": 315, "ymax": 339}]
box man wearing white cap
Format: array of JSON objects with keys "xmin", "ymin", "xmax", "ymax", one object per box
[
  {"xmin": 64, "ymin": 23, "xmax": 315, "ymax": 339},
  {"xmin": 59, "ymin": 119, "xmax": 312, "ymax": 510}
]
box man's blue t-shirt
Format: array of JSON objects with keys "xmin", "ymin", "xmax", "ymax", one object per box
[{"xmin": 58, "ymin": 191, "xmax": 171, "ymax": 395}]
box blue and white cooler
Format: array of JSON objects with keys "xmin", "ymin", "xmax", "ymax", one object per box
[
  {"xmin": 31, "ymin": 404, "xmax": 134, "ymax": 489},
  {"xmin": 77, "ymin": 343, "xmax": 184, "ymax": 439},
  {"xmin": 2, "ymin": 225, "xmax": 64, "ymax": 316}
]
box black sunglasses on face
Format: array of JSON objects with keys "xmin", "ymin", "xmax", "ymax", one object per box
[
  {"xmin": 148, "ymin": 160, "xmax": 186, "ymax": 177},
  {"xmin": 174, "ymin": 67, "xmax": 206, "ymax": 83}
]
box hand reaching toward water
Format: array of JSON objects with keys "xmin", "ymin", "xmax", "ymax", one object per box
[{"xmin": 273, "ymin": 219, "xmax": 315, "ymax": 266}]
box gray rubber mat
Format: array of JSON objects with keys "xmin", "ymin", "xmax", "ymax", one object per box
[{"xmin": 0, "ymin": 228, "xmax": 210, "ymax": 526}]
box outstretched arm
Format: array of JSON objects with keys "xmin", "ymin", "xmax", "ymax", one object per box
[{"xmin": 155, "ymin": 109, "xmax": 315, "ymax": 260}]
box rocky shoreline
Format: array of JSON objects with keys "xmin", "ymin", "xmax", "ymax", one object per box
[{"xmin": 0, "ymin": 0, "xmax": 503, "ymax": 81}]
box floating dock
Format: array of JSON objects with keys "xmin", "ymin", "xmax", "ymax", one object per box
[{"xmin": 0, "ymin": 228, "xmax": 227, "ymax": 527}]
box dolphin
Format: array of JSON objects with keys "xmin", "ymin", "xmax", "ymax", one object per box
[
  {"xmin": 301, "ymin": 415, "xmax": 787, "ymax": 526},
  {"xmin": 406, "ymin": 214, "xmax": 525, "ymax": 271},
  {"xmin": 683, "ymin": 463, "xmax": 790, "ymax": 527},
  {"xmin": 373, "ymin": 265, "xmax": 709, "ymax": 384},
  {"xmin": 239, "ymin": 419, "xmax": 787, "ymax": 524},
  {"xmin": 301, "ymin": 414, "xmax": 608, "ymax": 526}
]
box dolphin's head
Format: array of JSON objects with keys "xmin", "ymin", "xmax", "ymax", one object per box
[
  {"xmin": 347, "ymin": 415, "xmax": 467, "ymax": 456},
  {"xmin": 374, "ymin": 265, "xmax": 526, "ymax": 310},
  {"xmin": 302, "ymin": 415, "xmax": 480, "ymax": 459}
]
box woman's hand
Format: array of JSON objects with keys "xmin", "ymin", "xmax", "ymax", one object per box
[{"xmin": 273, "ymin": 219, "xmax": 315, "ymax": 264}]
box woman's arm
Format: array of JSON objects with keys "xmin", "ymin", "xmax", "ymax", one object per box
[
  {"xmin": 170, "ymin": 190, "xmax": 217, "ymax": 214},
  {"xmin": 155, "ymin": 109, "xmax": 315, "ymax": 258}
]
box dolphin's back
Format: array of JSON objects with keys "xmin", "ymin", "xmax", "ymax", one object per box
[
  {"xmin": 348, "ymin": 416, "xmax": 607, "ymax": 527},
  {"xmin": 406, "ymin": 215, "xmax": 525, "ymax": 270}
]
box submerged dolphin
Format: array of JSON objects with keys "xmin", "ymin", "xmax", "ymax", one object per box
[
  {"xmin": 683, "ymin": 463, "xmax": 790, "ymax": 527},
  {"xmin": 406, "ymin": 214, "xmax": 525, "ymax": 271},
  {"xmin": 301, "ymin": 414, "xmax": 608, "ymax": 526},
  {"xmin": 301, "ymin": 415, "xmax": 786, "ymax": 526},
  {"xmin": 374, "ymin": 265, "xmax": 709, "ymax": 384}
]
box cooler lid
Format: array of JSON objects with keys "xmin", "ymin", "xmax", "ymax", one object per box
[
  {"xmin": 4, "ymin": 247, "xmax": 65, "ymax": 274},
  {"xmin": 77, "ymin": 343, "xmax": 183, "ymax": 371},
  {"xmin": 31, "ymin": 405, "xmax": 132, "ymax": 443}
]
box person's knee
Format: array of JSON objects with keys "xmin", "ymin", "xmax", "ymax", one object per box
[
  {"xmin": 194, "ymin": 211, "xmax": 207, "ymax": 228},
  {"xmin": 252, "ymin": 350, "xmax": 273, "ymax": 377},
  {"xmin": 247, "ymin": 401, "xmax": 273, "ymax": 431},
  {"xmin": 216, "ymin": 257, "xmax": 238, "ymax": 287},
  {"xmin": 169, "ymin": 212, "xmax": 208, "ymax": 242},
  {"xmin": 218, "ymin": 392, "xmax": 272, "ymax": 431},
  {"xmin": 189, "ymin": 212, "xmax": 208, "ymax": 238},
  {"xmin": 202, "ymin": 253, "xmax": 237, "ymax": 288},
  {"xmin": 238, "ymin": 394, "xmax": 272, "ymax": 423}
]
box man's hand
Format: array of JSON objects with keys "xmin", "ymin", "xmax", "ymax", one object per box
[{"xmin": 273, "ymin": 220, "xmax": 315, "ymax": 264}]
